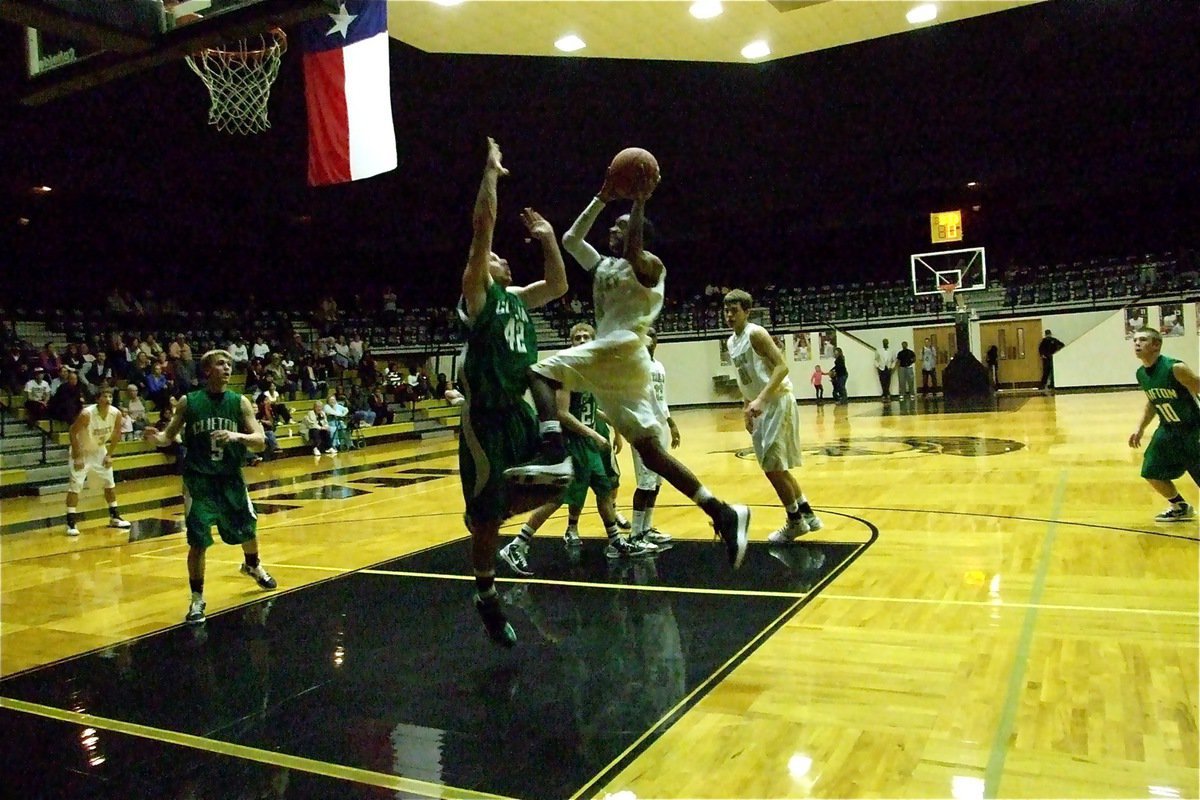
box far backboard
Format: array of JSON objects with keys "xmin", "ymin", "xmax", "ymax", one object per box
[{"xmin": 910, "ymin": 246, "xmax": 987, "ymax": 296}]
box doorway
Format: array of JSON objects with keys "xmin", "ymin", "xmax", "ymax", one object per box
[{"xmin": 979, "ymin": 320, "xmax": 1042, "ymax": 389}]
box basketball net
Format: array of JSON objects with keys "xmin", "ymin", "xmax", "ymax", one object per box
[{"xmin": 186, "ymin": 28, "xmax": 286, "ymax": 135}]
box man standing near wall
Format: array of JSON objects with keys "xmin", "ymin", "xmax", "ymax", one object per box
[
  {"xmin": 874, "ymin": 338, "xmax": 896, "ymax": 403},
  {"xmin": 895, "ymin": 341, "xmax": 916, "ymax": 400}
]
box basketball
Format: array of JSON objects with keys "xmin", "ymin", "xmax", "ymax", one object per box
[{"xmin": 607, "ymin": 147, "xmax": 660, "ymax": 200}]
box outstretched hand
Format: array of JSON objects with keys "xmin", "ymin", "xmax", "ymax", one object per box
[
  {"xmin": 1128, "ymin": 430, "xmax": 1143, "ymax": 448},
  {"xmin": 486, "ymin": 137, "xmax": 509, "ymax": 177},
  {"xmin": 520, "ymin": 207, "xmax": 553, "ymax": 240}
]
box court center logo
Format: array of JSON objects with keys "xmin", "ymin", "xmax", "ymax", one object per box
[{"xmin": 725, "ymin": 435, "xmax": 1025, "ymax": 460}]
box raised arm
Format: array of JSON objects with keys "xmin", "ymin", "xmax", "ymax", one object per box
[
  {"xmin": 462, "ymin": 138, "xmax": 507, "ymax": 320},
  {"xmin": 511, "ymin": 208, "xmax": 568, "ymax": 311},
  {"xmin": 625, "ymin": 197, "xmax": 664, "ymax": 288},
  {"xmin": 561, "ymin": 197, "xmax": 607, "ymax": 272}
]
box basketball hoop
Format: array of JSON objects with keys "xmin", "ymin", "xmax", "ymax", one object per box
[
  {"xmin": 186, "ymin": 28, "xmax": 286, "ymax": 135},
  {"xmin": 938, "ymin": 282, "xmax": 958, "ymax": 307}
]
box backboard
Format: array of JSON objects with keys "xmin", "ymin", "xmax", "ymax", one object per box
[
  {"xmin": 910, "ymin": 246, "xmax": 988, "ymax": 297},
  {"xmin": 6, "ymin": 0, "xmax": 336, "ymax": 104}
]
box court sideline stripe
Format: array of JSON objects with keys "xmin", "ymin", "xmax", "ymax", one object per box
[
  {"xmin": 983, "ymin": 471, "xmax": 1067, "ymax": 798},
  {"xmin": 0, "ymin": 696, "xmax": 513, "ymax": 800}
]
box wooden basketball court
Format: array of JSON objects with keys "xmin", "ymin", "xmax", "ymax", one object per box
[{"xmin": 1, "ymin": 391, "xmax": 1196, "ymax": 798}]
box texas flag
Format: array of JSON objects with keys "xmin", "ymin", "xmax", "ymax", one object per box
[{"xmin": 302, "ymin": 0, "xmax": 397, "ymax": 187}]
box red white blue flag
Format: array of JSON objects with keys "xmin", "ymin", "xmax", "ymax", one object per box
[{"xmin": 302, "ymin": 0, "xmax": 397, "ymax": 187}]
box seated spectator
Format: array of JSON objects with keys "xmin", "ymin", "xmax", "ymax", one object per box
[
  {"xmin": 254, "ymin": 394, "xmax": 284, "ymax": 460},
  {"xmin": 245, "ymin": 358, "xmax": 267, "ymax": 398},
  {"xmin": 3, "ymin": 344, "xmax": 29, "ymax": 394},
  {"xmin": 123, "ymin": 384, "xmax": 149, "ymax": 435},
  {"xmin": 173, "ymin": 349, "xmax": 196, "ymax": 393},
  {"xmin": 48, "ymin": 368, "xmax": 85, "ymax": 424},
  {"xmin": 348, "ymin": 385, "xmax": 376, "ymax": 428},
  {"xmin": 125, "ymin": 352, "xmax": 151, "ymax": 396},
  {"xmin": 298, "ymin": 401, "xmax": 336, "ymax": 456},
  {"xmin": 84, "ymin": 349, "xmax": 114, "ymax": 389},
  {"xmin": 298, "ymin": 355, "xmax": 326, "ymax": 400},
  {"xmin": 228, "ymin": 337, "xmax": 250, "ymax": 370},
  {"xmin": 104, "ymin": 333, "xmax": 126, "ymax": 377},
  {"xmin": 62, "ymin": 343, "xmax": 84, "ymax": 373},
  {"xmin": 144, "ymin": 362, "xmax": 173, "ymax": 412},
  {"xmin": 40, "ymin": 342, "xmax": 62, "ymax": 374},
  {"xmin": 414, "ymin": 372, "xmax": 432, "ymax": 401},
  {"xmin": 348, "ymin": 333, "xmax": 364, "ymax": 365},
  {"xmin": 324, "ymin": 392, "xmax": 350, "ymax": 443},
  {"xmin": 23, "ymin": 366, "xmax": 51, "ymax": 424},
  {"xmin": 251, "ymin": 335, "xmax": 271, "ymax": 361},
  {"xmin": 263, "ymin": 352, "xmax": 285, "ymax": 392},
  {"xmin": 358, "ymin": 351, "xmax": 378, "ymax": 386},
  {"xmin": 368, "ymin": 386, "xmax": 393, "ymax": 425},
  {"xmin": 332, "ymin": 335, "xmax": 351, "ymax": 373},
  {"xmin": 261, "ymin": 380, "xmax": 291, "ymax": 423},
  {"xmin": 434, "ymin": 373, "xmax": 448, "ymax": 399}
]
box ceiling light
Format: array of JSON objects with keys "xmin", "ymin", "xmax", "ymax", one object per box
[
  {"xmin": 431, "ymin": 0, "xmax": 464, "ymax": 6},
  {"xmin": 906, "ymin": 4, "xmax": 938, "ymax": 24},
  {"xmin": 741, "ymin": 40, "xmax": 770, "ymax": 60},
  {"xmin": 555, "ymin": 34, "xmax": 585, "ymax": 52},
  {"xmin": 690, "ymin": 1, "xmax": 723, "ymax": 20},
  {"xmin": 32, "ymin": 185, "xmax": 52, "ymax": 193}
]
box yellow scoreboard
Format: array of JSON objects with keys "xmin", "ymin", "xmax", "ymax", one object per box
[{"xmin": 930, "ymin": 210, "xmax": 963, "ymax": 243}]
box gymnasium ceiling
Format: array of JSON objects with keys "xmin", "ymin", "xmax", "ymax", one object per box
[{"xmin": 386, "ymin": 0, "xmax": 1046, "ymax": 63}]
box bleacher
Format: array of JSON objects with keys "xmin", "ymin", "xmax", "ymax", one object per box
[{"xmin": 0, "ymin": 374, "xmax": 460, "ymax": 497}]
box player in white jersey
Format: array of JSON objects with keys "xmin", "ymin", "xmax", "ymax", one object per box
[
  {"xmin": 504, "ymin": 169, "xmax": 750, "ymax": 569},
  {"xmin": 723, "ymin": 290, "xmax": 822, "ymax": 543},
  {"xmin": 627, "ymin": 328, "xmax": 677, "ymax": 549},
  {"xmin": 65, "ymin": 385, "xmax": 131, "ymax": 537}
]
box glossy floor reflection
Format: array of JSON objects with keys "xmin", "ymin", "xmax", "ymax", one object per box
[{"xmin": 0, "ymin": 538, "xmax": 865, "ymax": 799}]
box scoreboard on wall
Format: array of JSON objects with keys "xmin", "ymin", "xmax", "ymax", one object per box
[{"xmin": 930, "ymin": 210, "xmax": 963, "ymax": 243}]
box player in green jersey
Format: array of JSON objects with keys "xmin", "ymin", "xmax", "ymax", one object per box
[
  {"xmin": 458, "ymin": 137, "xmax": 568, "ymax": 647},
  {"xmin": 1129, "ymin": 327, "xmax": 1200, "ymax": 522},
  {"xmin": 145, "ymin": 349, "xmax": 276, "ymax": 624},
  {"xmin": 498, "ymin": 323, "xmax": 642, "ymax": 577}
]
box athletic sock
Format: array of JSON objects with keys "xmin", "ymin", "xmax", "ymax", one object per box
[
  {"xmin": 692, "ymin": 486, "xmax": 723, "ymax": 517},
  {"xmin": 786, "ymin": 500, "xmax": 802, "ymax": 520},
  {"xmin": 538, "ymin": 421, "xmax": 564, "ymax": 453},
  {"xmin": 1169, "ymin": 494, "xmax": 1187, "ymax": 508},
  {"xmin": 108, "ymin": 503, "xmax": 120, "ymax": 519},
  {"xmin": 244, "ymin": 552, "xmax": 260, "ymax": 569},
  {"xmin": 632, "ymin": 510, "xmax": 646, "ymax": 536},
  {"xmin": 66, "ymin": 507, "xmax": 78, "ymax": 527},
  {"xmin": 517, "ymin": 524, "xmax": 536, "ymax": 545},
  {"xmin": 796, "ymin": 494, "xmax": 813, "ymax": 515},
  {"xmin": 189, "ymin": 579, "xmax": 204, "ymax": 595}
]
